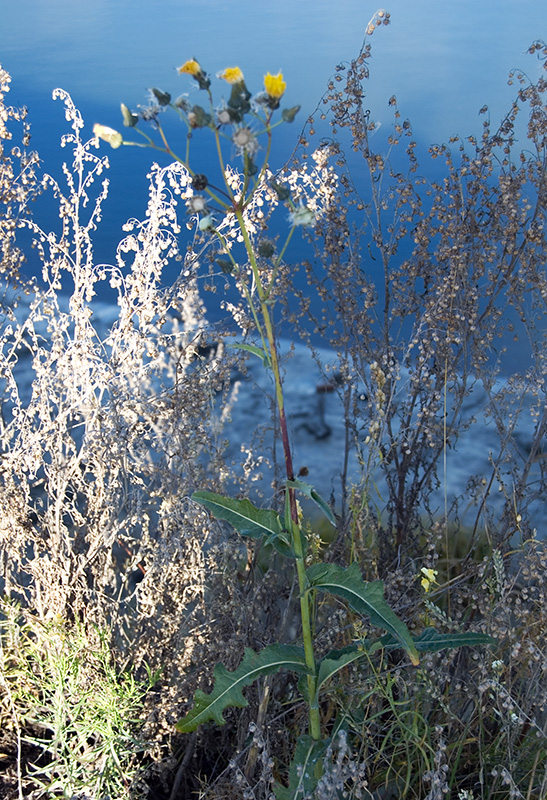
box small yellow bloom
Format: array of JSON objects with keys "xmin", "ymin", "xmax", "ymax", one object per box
[
  {"xmin": 264, "ymin": 72, "xmax": 286, "ymax": 99},
  {"xmin": 178, "ymin": 59, "xmax": 201, "ymax": 76},
  {"xmin": 219, "ymin": 66, "xmax": 244, "ymax": 84},
  {"xmin": 420, "ymin": 567, "xmax": 438, "ymax": 593}
]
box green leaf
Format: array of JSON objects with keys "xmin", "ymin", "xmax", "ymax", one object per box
[
  {"xmin": 316, "ymin": 646, "xmax": 369, "ymax": 697},
  {"xmin": 315, "ymin": 627, "xmax": 496, "ymax": 689},
  {"xmin": 274, "ymin": 735, "xmax": 329, "ymax": 800},
  {"xmin": 286, "ymin": 479, "xmax": 335, "ymax": 526},
  {"xmin": 306, "ymin": 562, "xmax": 420, "ymax": 665},
  {"xmin": 228, "ymin": 342, "xmax": 271, "ymax": 368},
  {"xmin": 307, "ymin": 629, "xmax": 497, "ymax": 703},
  {"xmin": 175, "ymin": 645, "xmax": 309, "ymax": 733},
  {"xmin": 263, "ymin": 529, "xmax": 295, "ymax": 559},
  {"xmin": 192, "ymin": 491, "xmax": 283, "ymax": 540},
  {"xmin": 399, "ymin": 627, "xmax": 497, "ymax": 653}
]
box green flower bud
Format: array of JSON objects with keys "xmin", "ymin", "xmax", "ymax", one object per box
[
  {"xmin": 191, "ymin": 174, "xmax": 209, "ymax": 191},
  {"xmin": 228, "ymin": 83, "xmax": 251, "ymax": 118},
  {"xmin": 282, "ymin": 105, "xmax": 301, "ymax": 123},
  {"xmin": 289, "ymin": 204, "xmax": 315, "ymax": 227},
  {"xmin": 151, "ymin": 88, "xmax": 171, "ymax": 106},
  {"xmin": 257, "ymin": 239, "xmax": 275, "ymax": 258},
  {"xmin": 244, "ymin": 155, "xmax": 258, "ymax": 177},
  {"xmin": 216, "ymin": 258, "xmax": 234, "ymax": 274},
  {"xmin": 120, "ymin": 103, "xmax": 138, "ymax": 127},
  {"xmin": 271, "ymin": 181, "xmax": 291, "ymax": 201},
  {"xmin": 188, "ymin": 105, "xmax": 213, "ymax": 129},
  {"xmin": 195, "ymin": 73, "xmax": 211, "ymax": 91}
]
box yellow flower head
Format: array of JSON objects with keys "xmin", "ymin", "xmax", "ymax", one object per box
[
  {"xmin": 178, "ymin": 59, "xmax": 202, "ymax": 77},
  {"xmin": 264, "ymin": 72, "xmax": 286, "ymax": 99},
  {"xmin": 420, "ymin": 567, "xmax": 438, "ymax": 593},
  {"xmin": 219, "ymin": 66, "xmax": 244, "ymax": 85}
]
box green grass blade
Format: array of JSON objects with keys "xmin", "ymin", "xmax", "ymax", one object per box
[
  {"xmin": 175, "ymin": 645, "xmax": 309, "ymax": 733},
  {"xmin": 306, "ymin": 562, "xmax": 420, "ymax": 665},
  {"xmin": 192, "ymin": 490, "xmax": 284, "ymax": 539}
]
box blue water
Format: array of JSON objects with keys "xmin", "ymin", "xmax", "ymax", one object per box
[{"xmin": 1, "ymin": 0, "xmax": 545, "ymax": 355}]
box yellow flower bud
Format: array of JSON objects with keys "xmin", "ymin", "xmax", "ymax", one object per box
[
  {"xmin": 178, "ymin": 59, "xmax": 211, "ymax": 91},
  {"xmin": 219, "ymin": 66, "xmax": 244, "ymax": 84},
  {"xmin": 178, "ymin": 59, "xmax": 201, "ymax": 77},
  {"xmin": 264, "ymin": 72, "xmax": 286, "ymax": 99}
]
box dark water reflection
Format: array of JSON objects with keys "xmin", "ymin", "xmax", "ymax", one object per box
[{"xmin": 2, "ymin": 0, "xmax": 545, "ymax": 374}]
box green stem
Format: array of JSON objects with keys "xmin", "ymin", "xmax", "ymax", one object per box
[
  {"xmin": 237, "ymin": 208, "xmax": 320, "ymax": 740},
  {"xmin": 263, "ymin": 225, "xmax": 297, "ymax": 300}
]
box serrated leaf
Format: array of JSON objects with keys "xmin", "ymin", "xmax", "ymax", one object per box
[
  {"xmin": 176, "ymin": 645, "xmax": 309, "ymax": 733},
  {"xmin": 286, "ymin": 479, "xmax": 335, "ymax": 526},
  {"xmin": 192, "ymin": 491, "xmax": 283, "ymax": 540},
  {"xmin": 307, "ymin": 562, "xmax": 420, "ymax": 665},
  {"xmin": 228, "ymin": 342, "xmax": 271, "ymax": 367},
  {"xmin": 274, "ymin": 735, "xmax": 329, "ymax": 800}
]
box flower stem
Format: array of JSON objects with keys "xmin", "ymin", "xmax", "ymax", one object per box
[{"xmin": 236, "ymin": 209, "xmax": 320, "ymax": 740}]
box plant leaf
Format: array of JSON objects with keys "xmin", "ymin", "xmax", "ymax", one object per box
[
  {"xmin": 313, "ymin": 627, "xmax": 497, "ymax": 697},
  {"xmin": 228, "ymin": 342, "xmax": 271, "ymax": 367},
  {"xmin": 306, "ymin": 562, "xmax": 420, "ymax": 665},
  {"xmin": 192, "ymin": 491, "xmax": 284, "ymax": 540},
  {"xmin": 315, "ymin": 646, "xmax": 369, "ymax": 698},
  {"xmin": 397, "ymin": 627, "xmax": 497, "ymax": 653},
  {"xmin": 286, "ymin": 479, "xmax": 335, "ymax": 526},
  {"xmin": 274, "ymin": 735, "xmax": 329, "ymax": 800},
  {"xmin": 306, "ymin": 628, "xmax": 497, "ymax": 704},
  {"xmin": 263, "ymin": 529, "xmax": 295, "ymax": 559},
  {"xmin": 175, "ymin": 645, "xmax": 309, "ymax": 733}
]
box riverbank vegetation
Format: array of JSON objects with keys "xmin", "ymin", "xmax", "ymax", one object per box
[{"xmin": 1, "ymin": 18, "xmax": 547, "ymax": 799}]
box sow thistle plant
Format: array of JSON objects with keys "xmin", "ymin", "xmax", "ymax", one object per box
[{"xmin": 96, "ymin": 61, "xmax": 496, "ymax": 797}]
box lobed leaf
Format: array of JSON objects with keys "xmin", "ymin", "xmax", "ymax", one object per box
[
  {"xmin": 175, "ymin": 645, "xmax": 309, "ymax": 733},
  {"xmin": 307, "ymin": 562, "xmax": 420, "ymax": 665}
]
